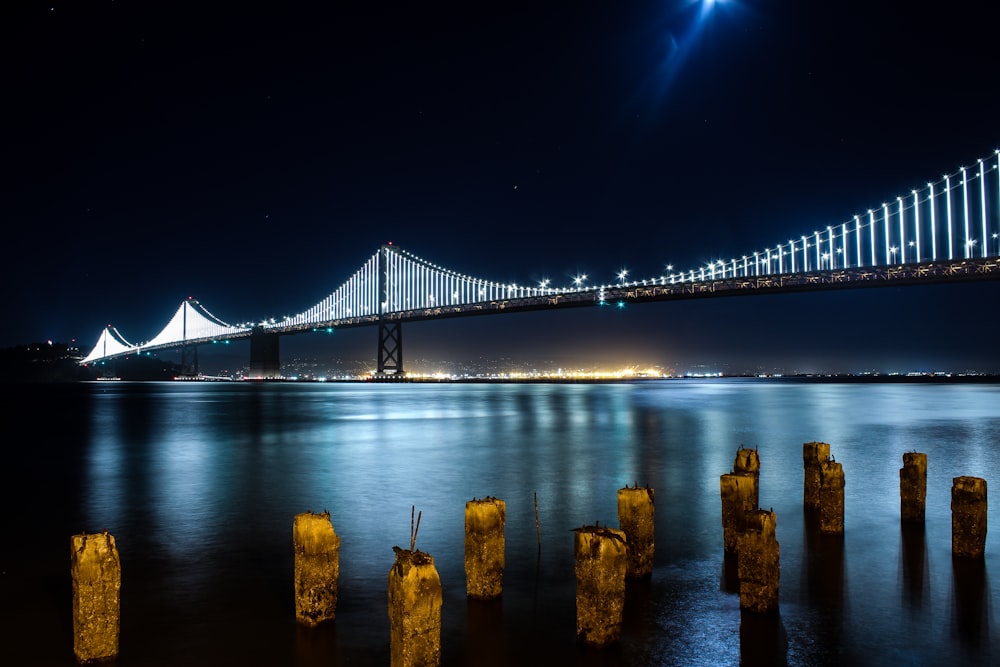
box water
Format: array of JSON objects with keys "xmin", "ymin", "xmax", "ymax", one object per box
[{"xmin": 2, "ymin": 379, "xmax": 999, "ymax": 666}]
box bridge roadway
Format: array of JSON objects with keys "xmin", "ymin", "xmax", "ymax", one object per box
[
  {"xmin": 262, "ymin": 255, "xmax": 1000, "ymax": 334},
  {"xmin": 97, "ymin": 255, "xmax": 1000, "ymax": 378}
]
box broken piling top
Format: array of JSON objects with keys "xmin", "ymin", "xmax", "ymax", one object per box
[
  {"xmin": 803, "ymin": 441, "xmax": 831, "ymax": 466},
  {"xmin": 294, "ymin": 510, "xmax": 341, "ymax": 555},
  {"xmin": 743, "ymin": 507, "xmax": 777, "ymax": 540},
  {"xmin": 465, "ymin": 496, "xmax": 507, "ymax": 534},
  {"xmin": 617, "ymin": 484, "xmax": 655, "ymax": 577},
  {"xmin": 733, "ymin": 446, "xmax": 761, "ymax": 476},
  {"xmin": 389, "ymin": 547, "xmax": 442, "ymax": 602},
  {"xmin": 293, "ymin": 511, "xmax": 341, "ymax": 627},
  {"xmin": 464, "ymin": 497, "xmax": 506, "ymax": 599},
  {"xmin": 71, "ymin": 531, "xmax": 121, "ymax": 664},
  {"xmin": 951, "ymin": 476, "xmax": 988, "ymax": 559},
  {"xmin": 388, "ymin": 547, "xmax": 443, "ymax": 667}
]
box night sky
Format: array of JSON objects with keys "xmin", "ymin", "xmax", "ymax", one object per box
[{"xmin": 4, "ymin": 1, "xmax": 1000, "ymax": 374}]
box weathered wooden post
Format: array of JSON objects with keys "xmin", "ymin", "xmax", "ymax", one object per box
[
  {"xmin": 617, "ymin": 483, "xmax": 654, "ymax": 577},
  {"xmin": 720, "ymin": 472, "xmax": 758, "ymax": 554},
  {"xmin": 818, "ymin": 459, "xmax": 845, "ymax": 534},
  {"xmin": 293, "ymin": 510, "xmax": 341, "ymax": 627},
  {"xmin": 574, "ymin": 523, "xmax": 627, "ymax": 647},
  {"xmin": 464, "ymin": 497, "xmax": 506, "ymax": 599},
  {"xmin": 900, "ymin": 452, "xmax": 927, "ymax": 523},
  {"xmin": 951, "ymin": 476, "xmax": 987, "ymax": 558},
  {"xmin": 737, "ymin": 509, "xmax": 779, "ymax": 614},
  {"xmin": 70, "ymin": 531, "xmax": 121, "ymax": 664},
  {"xmin": 388, "ymin": 547, "xmax": 442, "ymax": 667},
  {"xmin": 803, "ymin": 441, "xmax": 830, "ymax": 509},
  {"xmin": 389, "ymin": 508, "xmax": 442, "ymax": 667}
]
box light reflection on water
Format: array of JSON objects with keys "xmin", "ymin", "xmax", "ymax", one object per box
[{"xmin": 2, "ymin": 379, "xmax": 999, "ymax": 666}]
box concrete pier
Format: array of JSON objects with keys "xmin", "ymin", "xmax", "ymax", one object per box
[
  {"xmin": 951, "ymin": 476, "xmax": 988, "ymax": 558},
  {"xmin": 736, "ymin": 509, "xmax": 780, "ymax": 614},
  {"xmin": 617, "ymin": 484, "xmax": 655, "ymax": 577},
  {"xmin": 899, "ymin": 452, "xmax": 927, "ymax": 523},
  {"xmin": 818, "ymin": 460, "xmax": 845, "ymax": 534},
  {"xmin": 720, "ymin": 472, "xmax": 758, "ymax": 554},
  {"xmin": 388, "ymin": 547, "xmax": 442, "ymax": 667},
  {"xmin": 574, "ymin": 524, "xmax": 627, "ymax": 647},
  {"xmin": 70, "ymin": 531, "xmax": 121, "ymax": 664},
  {"xmin": 293, "ymin": 511, "xmax": 341, "ymax": 627},
  {"xmin": 803, "ymin": 441, "xmax": 831, "ymax": 509},
  {"xmin": 464, "ymin": 497, "xmax": 506, "ymax": 599}
]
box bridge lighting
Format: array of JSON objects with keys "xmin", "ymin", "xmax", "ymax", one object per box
[
  {"xmin": 854, "ymin": 216, "xmax": 862, "ymax": 267},
  {"xmin": 993, "ymin": 232, "xmax": 999, "ymax": 255},
  {"xmin": 826, "ymin": 226, "xmax": 834, "ymax": 270},
  {"xmin": 841, "ymin": 223, "xmax": 848, "ymax": 268},
  {"xmin": 980, "ymin": 159, "xmax": 988, "ymax": 258},
  {"xmin": 617, "ymin": 269, "xmax": 628, "ymax": 284},
  {"xmin": 897, "ymin": 197, "xmax": 905, "ymax": 262},
  {"xmin": 573, "ymin": 274, "xmax": 587, "ymax": 288},
  {"xmin": 881, "ymin": 204, "xmax": 890, "ymax": 265},
  {"xmin": 617, "ymin": 300, "xmax": 626, "ymax": 310},
  {"xmin": 962, "ymin": 167, "xmax": 971, "ymax": 258},
  {"xmin": 945, "ymin": 175, "xmax": 954, "ymax": 260},
  {"xmin": 912, "ymin": 190, "xmax": 921, "ymax": 262}
]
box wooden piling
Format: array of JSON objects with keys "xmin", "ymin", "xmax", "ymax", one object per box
[
  {"xmin": 818, "ymin": 460, "xmax": 845, "ymax": 534},
  {"xmin": 388, "ymin": 547, "xmax": 442, "ymax": 667},
  {"xmin": 951, "ymin": 476, "xmax": 988, "ymax": 559},
  {"xmin": 899, "ymin": 452, "xmax": 927, "ymax": 523},
  {"xmin": 464, "ymin": 497, "xmax": 506, "ymax": 599},
  {"xmin": 736, "ymin": 509, "xmax": 780, "ymax": 614},
  {"xmin": 293, "ymin": 511, "xmax": 341, "ymax": 627},
  {"xmin": 70, "ymin": 531, "xmax": 120, "ymax": 664},
  {"xmin": 720, "ymin": 472, "xmax": 758, "ymax": 554},
  {"xmin": 803, "ymin": 441, "xmax": 831, "ymax": 509},
  {"xmin": 617, "ymin": 484, "xmax": 654, "ymax": 578},
  {"xmin": 574, "ymin": 524, "xmax": 627, "ymax": 647}
]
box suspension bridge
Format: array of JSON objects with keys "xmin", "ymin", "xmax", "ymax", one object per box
[{"xmin": 82, "ymin": 149, "xmax": 1000, "ymax": 378}]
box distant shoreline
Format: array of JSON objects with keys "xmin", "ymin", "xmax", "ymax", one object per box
[{"xmin": 225, "ymin": 373, "xmax": 1000, "ymax": 385}]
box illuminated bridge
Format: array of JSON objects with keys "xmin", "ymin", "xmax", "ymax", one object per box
[{"xmin": 82, "ymin": 149, "xmax": 1000, "ymax": 378}]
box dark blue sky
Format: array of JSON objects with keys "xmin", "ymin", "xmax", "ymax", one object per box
[{"xmin": 4, "ymin": 1, "xmax": 999, "ymax": 373}]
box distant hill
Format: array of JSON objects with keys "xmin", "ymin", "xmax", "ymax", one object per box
[{"xmin": 0, "ymin": 343, "xmax": 182, "ymax": 382}]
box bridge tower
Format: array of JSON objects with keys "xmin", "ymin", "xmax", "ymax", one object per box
[{"xmin": 376, "ymin": 243, "xmax": 404, "ymax": 377}]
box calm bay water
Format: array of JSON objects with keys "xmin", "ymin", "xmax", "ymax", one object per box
[{"xmin": 2, "ymin": 379, "xmax": 999, "ymax": 666}]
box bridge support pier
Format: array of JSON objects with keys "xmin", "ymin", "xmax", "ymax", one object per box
[
  {"xmin": 377, "ymin": 321, "xmax": 404, "ymax": 377},
  {"xmin": 180, "ymin": 343, "xmax": 199, "ymax": 377},
  {"xmin": 250, "ymin": 329, "xmax": 281, "ymax": 379}
]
